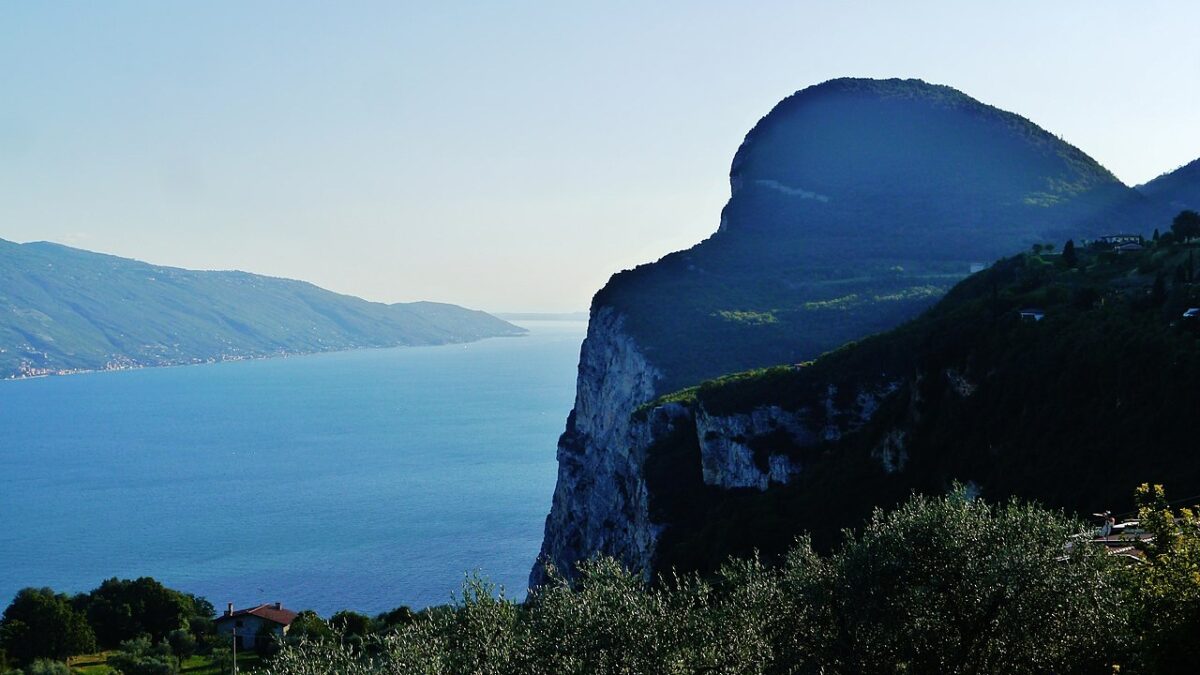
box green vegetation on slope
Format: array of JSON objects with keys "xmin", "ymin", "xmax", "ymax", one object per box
[
  {"xmin": 261, "ymin": 489, "xmax": 1200, "ymax": 674},
  {"xmin": 640, "ymin": 220, "xmax": 1200, "ymax": 577},
  {"xmin": 594, "ymin": 78, "xmax": 1150, "ymax": 393},
  {"xmin": 1139, "ymin": 156, "xmax": 1200, "ymax": 214},
  {"xmin": 0, "ymin": 577, "xmax": 214, "ymax": 672},
  {"xmin": 13, "ymin": 489, "xmax": 1200, "ymax": 673},
  {"xmin": 0, "ymin": 240, "xmax": 523, "ymax": 378}
]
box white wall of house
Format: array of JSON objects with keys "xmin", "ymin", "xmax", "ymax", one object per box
[{"xmin": 214, "ymin": 615, "xmax": 287, "ymax": 649}]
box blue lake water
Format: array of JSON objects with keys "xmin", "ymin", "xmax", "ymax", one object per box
[{"xmin": 0, "ymin": 320, "xmax": 583, "ymax": 616}]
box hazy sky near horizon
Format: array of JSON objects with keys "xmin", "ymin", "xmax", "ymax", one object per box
[{"xmin": 3, "ymin": 2, "xmax": 1199, "ymax": 311}]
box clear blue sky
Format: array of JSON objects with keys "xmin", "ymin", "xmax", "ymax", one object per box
[{"xmin": 2, "ymin": 2, "xmax": 1198, "ymax": 312}]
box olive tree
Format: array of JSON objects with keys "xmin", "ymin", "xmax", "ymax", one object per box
[{"xmin": 777, "ymin": 489, "xmax": 1128, "ymax": 674}]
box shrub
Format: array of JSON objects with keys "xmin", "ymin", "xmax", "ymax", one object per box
[
  {"xmin": 23, "ymin": 659, "xmax": 72, "ymax": 675},
  {"xmin": 263, "ymin": 490, "xmax": 1129, "ymax": 674}
]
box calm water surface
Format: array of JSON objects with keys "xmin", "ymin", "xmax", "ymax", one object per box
[{"xmin": 0, "ymin": 320, "xmax": 583, "ymax": 615}]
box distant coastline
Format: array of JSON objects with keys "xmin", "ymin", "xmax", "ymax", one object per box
[
  {"xmin": 1, "ymin": 333, "xmax": 527, "ymax": 382},
  {"xmin": 494, "ymin": 311, "xmax": 588, "ymax": 322},
  {"xmin": 0, "ymin": 238, "xmax": 527, "ymax": 380}
]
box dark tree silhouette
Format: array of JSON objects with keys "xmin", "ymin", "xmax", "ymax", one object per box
[
  {"xmin": 1172, "ymin": 210, "xmax": 1200, "ymax": 241},
  {"xmin": 0, "ymin": 588, "xmax": 96, "ymax": 665},
  {"xmin": 1061, "ymin": 239, "xmax": 1078, "ymax": 268}
]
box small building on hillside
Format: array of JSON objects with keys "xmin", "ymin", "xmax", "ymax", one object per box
[
  {"xmin": 1097, "ymin": 234, "xmax": 1144, "ymax": 247},
  {"xmin": 1114, "ymin": 242, "xmax": 1146, "ymax": 253},
  {"xmin": 1019, "ymin": 308, "xmax": 1045, "ymax": 322},
  {"xmin": 213, "ymin": 602, "xmax": 298, "ymax": 649}
]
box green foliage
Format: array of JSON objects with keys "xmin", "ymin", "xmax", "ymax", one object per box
[
  {"xmin": 22, "ymin": 659, "xmax": 72, "ymax": 675},
  {"xmin": 284, "ymin": 611, "xmax": 332, "ymax": 644},
  {"xmin": 374, "ymin": 606, "xmax": 416, "ymax": 630},
  {"xmin": 638, "ymin": 237, "xmax": 1200, "ymax": 576},
  {"xmin": 207, "ymin": 647, "xmax": 234, "ymax": 674},
  {"xmin": 1171, "ymin": 210, "xmax": 1200, "ymax": 241},
  {"xmin": 1062, "ymin": 238, "xmax": 1078, "ymax": 267},
  {"xmin": 0, "ymin": 578, "xmax": 215, "ymax": 671},
  {"xmin": 523, "ymin": 561, "xmax": 685, "ymax": 673},
  {"xmin": 165, "ymin": 628, "xmax": 196, "ymax": 663},
  {"xmin": 780, "ymin": 490, "xmax": 1126, "ymax": 673},
  {"xmin": 104, "ymin": 635, "xmax": 177, "ymax": 675},
  {"xmin": 0, "ymin": 588, "xmax": 95, "ymax": 666},
  {"xmin": 79, "ymin": 578, "xmax": 191, "ymax": 648},
  {"xmin": 328, "ymin": 611, "xmax": 372, "ymax": 638},
  {"xmin": 255, "ymin": 623, "xmax": 282, "ymax": 659},
  {"xmin": 714, "ymin": 309, "xmax": 779, "ymax": 324},
  {"xmin": 1127, "ymin": 484, "xmax": 1200, "ymax": 673},
  {"xmin": 262, "ymin": 491, "xmax": 1131, "ymax": 673}
]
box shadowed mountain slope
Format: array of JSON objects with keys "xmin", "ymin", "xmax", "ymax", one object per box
[
  {"xmin": 596, "ymin": 78, "xmax": 1139, "ymax": 392},
  {"xmin": 1139, "ymin": 157, "xmax": 1200, "ymax": 215},
  {"xmin": 638, "ymin": 239, "xmax": 1200, "ymax": 575}
]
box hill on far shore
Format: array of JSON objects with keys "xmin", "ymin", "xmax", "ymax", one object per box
[{"xmin": 0, "ymin": 239, "xmax": 525, "ymax": 379}]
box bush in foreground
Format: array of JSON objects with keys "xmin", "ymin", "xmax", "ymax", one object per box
[{"xmin": 263, "ymin": 489, "xmax": 1127, "ymax": 674}]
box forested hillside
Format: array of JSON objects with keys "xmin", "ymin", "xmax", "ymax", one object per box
[
  {"xmin": 639, "ymin": 214, "xmax": 1200, "ymax": 574},
  {"xmin": 0, "ymin": 240, "xmax": 523, "ymax": 378}
]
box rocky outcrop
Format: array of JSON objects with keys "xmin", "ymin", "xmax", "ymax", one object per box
[
  {"xmin": 531, "ymin": 318, "xmax": 904, "ymax": 583},
  {"xmin": 529, "ymin": 307, "xmax": 663, "ymax": 586},
  {"xmin": 695, "ymin": 405, "xmax": 810, "ymax": 490},
  {"xmin": 692, "ymin": 381, "xmax": 899, "ymax": 490}
]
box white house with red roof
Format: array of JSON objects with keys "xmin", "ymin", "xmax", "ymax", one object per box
[{"xmin": 213, "ymin": 601, "xmax": 299, "ymax": 649}]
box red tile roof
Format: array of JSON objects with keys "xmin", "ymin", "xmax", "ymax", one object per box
[{"xmin": 215, "ymin": 603, "xmax": 299, "ymax": 626}]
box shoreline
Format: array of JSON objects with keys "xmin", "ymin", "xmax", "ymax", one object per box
[{"xmin": 1, "ymin": 330, "xmax": 529, "ymax": 383}]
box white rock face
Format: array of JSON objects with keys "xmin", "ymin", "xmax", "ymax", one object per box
[
  {"xmin": 695, "ymin": 405, "xmax": 812, "ymax": 490},
  {"xmin": 872, "ymin": 429, "xmax": 910, "ymax": 473},
  {"xmin": 531, "ymin": 307, "xmax": 905, "ymax": 586},
  {"xmin": 529, "ymin": 307, "xmax": 663, "ymax": 586}
]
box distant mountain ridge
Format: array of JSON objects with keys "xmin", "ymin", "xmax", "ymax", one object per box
[
  {"xmin": 1138, "ymin": 157, "xmax": 1200, "ymax": 214},
  {"xmin": 0, "ymin": 239, "xmax": 524, "ymax": 378}
]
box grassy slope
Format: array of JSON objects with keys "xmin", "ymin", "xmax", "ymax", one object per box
[
  {"xmin": 69, "ymin": 650, "xmax": 261, "ymax": 674},
  {"xmin": 0, "ymin": 240, "xmax": 524, "ymax": 378}
]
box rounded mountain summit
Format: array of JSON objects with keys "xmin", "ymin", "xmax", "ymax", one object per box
[
  {"xmin": 595, "ymin": 77, "xmax": 1143, "ymax": 392},
  {"xmin": 532, "ymin": 77, "xmax": 1200, "ymax": 589}
]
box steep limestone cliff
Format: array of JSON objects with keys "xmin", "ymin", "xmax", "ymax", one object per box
[
  {"xmin": 531, "ymin": 308, "xmax": 900, "ymax": 582},
  {"xmin": 530, "ymin": 307, "xmax": 663, "ymax": 586}
]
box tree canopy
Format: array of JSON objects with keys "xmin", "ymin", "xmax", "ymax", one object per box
[
  {"xmin": 261, "ymin": 490, "xmax": 1130, "ymax": 674},
  {"xmin": 1171, "ymin": 210, "xmax": 1200, "ymax": 241},
  {"xmin": 0, "ymin": 588, "xmax": 95, "ymax": 666},
  {"xmin": 80, "ymin": 577, "xmax": 192, "ymax": 647}
]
